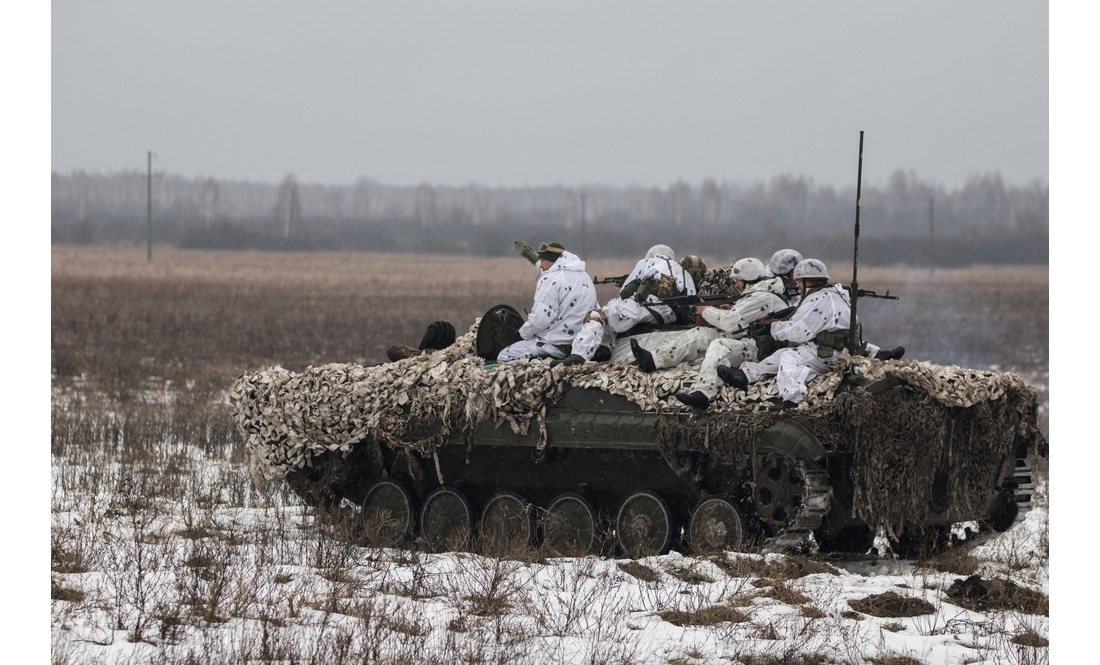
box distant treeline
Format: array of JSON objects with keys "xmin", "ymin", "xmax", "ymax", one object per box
[{"xmin": 51, "ymin": 170, "xmax": 1047, "ymax": 265}]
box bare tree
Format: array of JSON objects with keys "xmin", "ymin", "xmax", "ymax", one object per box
[
  {"xmin": 415, "ymin": 183, "xmax": 437, "ymax": 228},
  {"xmin": 201, "ymin": 178, "xmax": 220, "ymax": 231},
  {"xmin": 276, "ymin": 174, "xmax": 302, "ymax": 240},
  {"xmin": 700, "ymin": 178, "xmax": 721, "ymax": 226},
  {"xmin": 669, "ymin": 180, "xmax": 692, "ymax": 226},
  {"xmin": 352, "ymin": 177, "xmax": 371, "ymax": 220},
  {"xmin": 768, "ymin": 173, "xmax": 811, "ymax": 229}
]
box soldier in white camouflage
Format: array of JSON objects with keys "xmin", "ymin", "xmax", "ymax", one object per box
[
  {"xmin": 717, "ymin": 258, "xmax": 902, "ymax": 410},
  {"xmin": 552, "ymin": 244, "xmax": 695, "ymax": 366},
  {"xmin": 678, "ymin": 255, "xmax": 708, "ymax": 291},
  {"xmin": 497, "ymin": 242, "xmax": 598, "ymax": 363},
  {"xmin": 628, "ymin": 258, "xmax": 789, "ymax": 411},
  {"xmin": 767, "ymin": 248, "xmax": 804, "ymax": 303}
]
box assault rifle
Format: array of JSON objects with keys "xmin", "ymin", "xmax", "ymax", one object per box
[
  {"xmin": 730, "ymin": 306, "xmax": 797, "ymax": 338},
  {"xmin": 652, "ymin": 293, "xmax": 743, "ymax": 308},
  {"xmin": 593, "ymin": 274, "xmax": 629, "ymax": 286}
]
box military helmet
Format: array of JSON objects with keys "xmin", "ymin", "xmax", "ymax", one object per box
[
  {"xmin": 678, "ymin": 255, "xmax": 708, "ymax": 285},
  {"xmin": 419, "ymin": 320, "xmax": 457, "ymax": 351},
  {"xmin": 769, "ymin": 249, "xmax": 804, "ymax": 277},
  {"xmin": 731, "ymin": 257, "xmax": 766, "ymax": 283},
  {"xmin": 645, "ymin": 244, "xmax": 675, "ymax": 261},
  {"xmin": 792, "ymin": 258, "xmax": 829, "ymax": 281}
]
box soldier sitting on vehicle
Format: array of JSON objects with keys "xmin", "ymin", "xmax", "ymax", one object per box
[
  {"xmin": 551, "ymin": 244, "xmax": 696, "ymax": 367},
  {"xmin": 678, "ymin": 255, "xmax": 708, "ymax": 292},
  {"xmin": 629, "ymin": 258, "xmax": 789, "ymax": 411},
  {"xmin": 497, "ymin": 242, "xmax": 598, "ymax": 363},
  {"xmin": 705, "ymin": 258, "xmax": 896, "ymax": 411},
  {"xmin": 766, "ymin": 248, "xmax": 804, "ymax": 303}
]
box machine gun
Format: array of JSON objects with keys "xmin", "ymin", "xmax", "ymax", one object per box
[{"xmin": 847, "ymin": 288, "xmax": 899, "ymax": 301}]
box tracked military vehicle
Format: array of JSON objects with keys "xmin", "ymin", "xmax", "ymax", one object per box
[{"xmin": 230, "ymin": 305, "xmax": 1044, "ymax": 558}]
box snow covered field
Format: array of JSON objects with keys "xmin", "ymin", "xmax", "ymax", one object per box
[
  {"xmin": 51, "ymin": 389, "xmax": 1048, "ymax": 665},
  {"xmin": 49, "ymin": 251, "xmax": 1051, "ymax": 664}
]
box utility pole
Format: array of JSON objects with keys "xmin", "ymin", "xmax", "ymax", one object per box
[
  {"xmin": 580, "ymin": 192, "xmax": 587, "ymax": 260},
  {"xmin": 146, "ymin": 151, "xmax": 153, "ymax": 262},
  {"xmin": 928, "ymin": 197, "xmax": 935, "ymax": 275}
]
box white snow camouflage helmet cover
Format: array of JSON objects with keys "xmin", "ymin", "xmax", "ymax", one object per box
[
  {"xmin": 731, "ymin": 257, "xmax": 766, "ymax": 283},
  {"xmin": 769, "ymin": 249, "xmax": 804, "ymax": 276},
  {"xmin": 645, "ymin": 244, "xmax": 675, "ymax": 261},
  {"xmin": 792, "ymin": 258, "xmax": 829, "ymax": 280}
]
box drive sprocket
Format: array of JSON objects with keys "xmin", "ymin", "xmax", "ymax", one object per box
[{"xmin": 752, "ymin": 454, "xmax": 832, "ymax": 553}]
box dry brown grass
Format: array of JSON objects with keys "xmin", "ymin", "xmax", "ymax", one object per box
[
  {"xmin": 659, "ymin": 604, "xmax": 750, "ymax": 627},
  {"xmin": 759, "ymin": 584, "xmax": 812, "ymax": 606},
  {"xmin": 664, "ymin": 564, "xmax": 715, "ymax": 585},
  {"xmin": 848, "ymin": 591, "xmax": 936, "ymax": 618},
  {"xmin": 618, "ymin": 561, "xmax": 661, "ymax": 583},
  {"xmin": 866, "ymin": 657, "xmax": 924, "ymax": 665},
  {"xmin": 944, "ymin": 574, "xmax": 1049, "ymax": 615},
  {"xmin": 924, "ymin": 547, "xmax": 981, "ymax": 576},
  {"xmin": 50, "ymin": 245, "xmax": 643, "ymax": 299},
  {"xmin": 712, "ymin": 555, "xmax": 840, "ymax": 582},
  {"xmin": 50, "ymin": 246, "xmax": 633, "ymax": 395},
  {"xmin": 51, "ymin": 246, "xmax": 1048, "ymax": 400},
  {"xmin": 1011, "ymin": 630, "xmax": 1049, "ymax": 648}
]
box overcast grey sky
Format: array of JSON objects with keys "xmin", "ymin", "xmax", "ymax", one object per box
[{"xmin": 52, "ymin": 1, "xmax": 1048, "ymax": 189}]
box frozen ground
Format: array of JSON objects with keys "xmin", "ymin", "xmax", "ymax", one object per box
[{"xmin": 51, "ymin": 392, "xmax": 1049, "ymax": 665}]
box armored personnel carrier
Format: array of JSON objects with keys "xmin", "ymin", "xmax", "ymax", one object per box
[{"xmin": 229, "ymin": 306, "xmax": 1044, "ymax": 558}]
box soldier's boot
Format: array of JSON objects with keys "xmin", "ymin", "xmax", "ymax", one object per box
[
  {"xmin": 876, "ymin": 346, "xmax": 906, "ymax": 361},
  {"xmin": 675, "ymin": 391, "xmax": 710, "ymax": 411},
  {"xmin": 630, "ymin": 339, "xmax": 657, "ymax": 373},
  {"xmin": 387, "ymin": 344, "xmax": 424, "ymax": 362},
  {"xmin": 550, "ymin": 354, "xmax": 586, "ymax": 368},
  {"xmin": 592, "ymin": 345, "xmax": 612, "ymax": 362},
  {"xmin": 717, "ymin": 365, "xmax": 749, "ymax": 390}
]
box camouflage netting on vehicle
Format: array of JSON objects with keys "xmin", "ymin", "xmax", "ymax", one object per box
[
  {"xmin": 230, "ymin": 320, "xmax": 1044, "ymax": 536},
  {"xmin": 232, "ymin": 321, "xmax": 705, "ymax": 484},
  {"xmin": 655, "ymin": 354, "xmax": 1045, "ymax": 537}
]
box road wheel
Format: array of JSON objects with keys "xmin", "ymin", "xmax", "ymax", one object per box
[
  {"xmin": 541, "ymin": 492, "xmax": 599, "ymax": 557},
  {"xmin": 615, "ymin": 489, "xmax": 673, "ymax": 558},
  {"xmin": 689, "ymin": 495, "xmax": 744, "ymax": 554},
  {"xmin": 479, "ymin": 491, "xmax": 534, "ymax": 556},
  {"xmin": 362, "ymin": 479, "xmax": 414, "ymax": 548},
  {"xmin": 420, "ymin": 486, "xmax": 473, "ymax": 552}
]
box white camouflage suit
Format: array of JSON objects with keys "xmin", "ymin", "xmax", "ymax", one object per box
[
  {"xmin": 740, "ymin": 282, "xmax": 857, "ymax": 404},
  {"xmin": 569, "ymin": 253, "xmax": 695, "ymax": 360},
  {"xmin": 651, "ymin": 276, "xmax": 788, "ymax": 399},
  {"xmin": 497, "ymin": 251, "xmax": 598, "ymax": 362}
]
